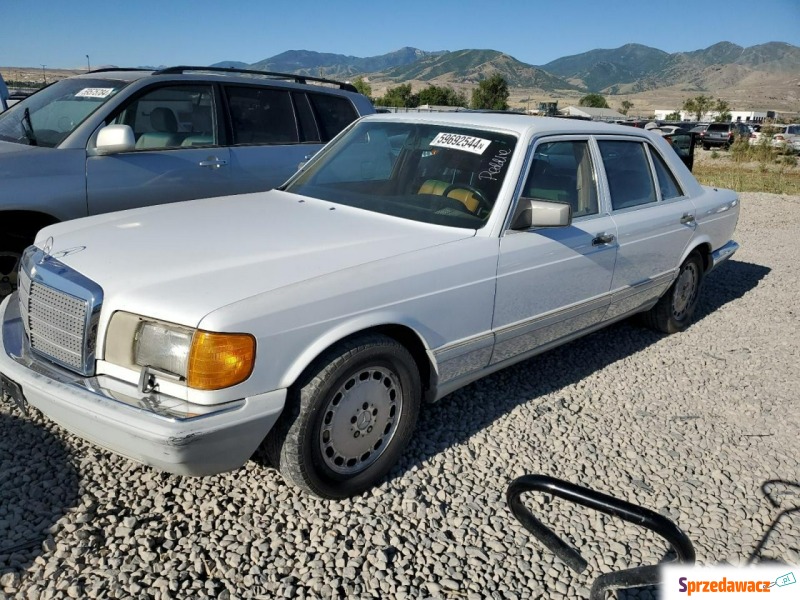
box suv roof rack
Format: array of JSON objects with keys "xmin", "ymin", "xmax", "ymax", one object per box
[
  {"xmin": 87, "ymin": 67, "xmax": 156, "ymax": 74},
  {"xmin": 151, "ymin": 66, "xmax": 358, "ymax": 93}
]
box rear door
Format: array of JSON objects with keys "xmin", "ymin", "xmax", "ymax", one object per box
[
  {"xmin": 223, "ymin": 87, "xmax": 360, "ymax": 193},
  {"xmin": 86, "ymin": 83, "xmax": 231, "ymax": 214},
  {"xmin": 598, "ymin": 138, "xmax": 696, "ymax": 320}
]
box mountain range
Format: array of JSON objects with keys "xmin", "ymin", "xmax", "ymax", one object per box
[{"xmin": 212, "ymin": 41, "xmax": 800, "ymax": 96}]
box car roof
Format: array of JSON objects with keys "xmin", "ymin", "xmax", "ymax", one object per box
[{"xmin": 361, "ymin": 112, "xmax": 648, "ymax": 138}]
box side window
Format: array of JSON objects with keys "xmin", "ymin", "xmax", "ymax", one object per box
[
  {"xmin": 292, "ymin": 92, "xmax": 320, "ymax": 143},
  {"xmin": 598, "ymin": 141, "xmax": 657, "ymax": 210},
  {"xmin": 522, "ymin": 140, "xmax": 599, "ymax": 217},
  {"xmin": 226, "ymin": 87, "xmax": 298, "ymax": 145},
  {"xmin": 649, "ymin": 149, "xmax": 683, "ymax": 200},
  {"xmin": 308, "ymin": 93, "xmax": 358, "ymax": 142},
  {"xmin": 114, "ymin": 85, "xmax": 216, "ymax": 150}
]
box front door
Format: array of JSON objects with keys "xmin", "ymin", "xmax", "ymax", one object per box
[
  {"xmin": 492, "ymin": 138, "xmax": 617, "ymax": 364},
  {"xmin": 86, "ymin": 83, "xmax": 232, "ymax": 215}
]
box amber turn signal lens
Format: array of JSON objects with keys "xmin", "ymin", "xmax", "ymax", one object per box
[{"xmin": 187, "ymin": 331, "xmax": 256, "ymax": 390}]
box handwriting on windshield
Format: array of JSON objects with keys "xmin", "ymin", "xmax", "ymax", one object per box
[{"xmin": 479, "ymin": 148, "xmax": 511, "ymax": 181}]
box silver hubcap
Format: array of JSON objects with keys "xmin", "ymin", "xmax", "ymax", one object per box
[
  {"xmin": 672, "ymin": 263, "xmax": 699, "ymax": 319},
  {"xmin": 319, "ymin": 366, "xmax": 402, "ymax": 475},
  {"xmin": 0, "ymin": 251, "xmax": 21, "ymax": 298}
]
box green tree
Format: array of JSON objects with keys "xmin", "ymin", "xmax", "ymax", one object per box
[
  {"xmin": 620, "ymin": 100, "xmax": 634, "ymax": 115},
  {"xmin": 417, "ymin": 84, "xmax": 467, "ymax": 107},
  {"xmin": 376, "ymin": 84, "xmax": 418, "ymax": 108},
  {"xmin": 579, "ymin": 93, "xmax": 609, "ymax": 108},
  {"xmin": 683, "ymin": 95, "xmax": 713, "ymax": 121},
  {"xmin": 665, "ymin": 111, "xmax": 682, "ymax": 121},
  {"xmin": 713, "ymin": 99, "xmax": 732, "ymax": 122},
  {"xmin": 471, "ymin": 75, "xmax": 509, "ymax": 110},
  {"xmin": 352, "ymin": 76, "xmax": 372, "ymax": 98}
]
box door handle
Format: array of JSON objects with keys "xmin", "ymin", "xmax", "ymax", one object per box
[
  {"xmin": 592, "ymin": 233, "xmax": 615, "ymax": 246},
  {"xmin": 198, "ymin": 157, "xmax": 228, "ymax": 168},
  {"xmin": 680, "ymin": 213, "xmax": 696, "ymax": 225}
]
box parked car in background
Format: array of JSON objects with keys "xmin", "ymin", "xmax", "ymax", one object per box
[
  {"xmin": 701, "ymin": 122, "xmax": 751, "ymax": 150},
  {"xmin": 0, "ymin": 66, "xmax": 374, "ymax": 298},
  {"xmin": 771, "ymin": 124, "xmax": 800, "ymax": 151},
  {"xmin": 0, "ymin": 73, "xmax": 8, "ymax": 112},
  {"xmin": 0, "ymin": 114, "xmax": 740, "ymax": 498},
  {"xmin": 689, "ymin": 123, "xmax": 709, "ymax": 146}
]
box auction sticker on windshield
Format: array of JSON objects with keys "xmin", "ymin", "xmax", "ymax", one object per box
[
  {"xmin": 75, "ymin": 88, "xmax": 115, "ymax": 98},
  {"xmin": 430, "ymin": 132, "xmax": 491, "ymax": 155}
]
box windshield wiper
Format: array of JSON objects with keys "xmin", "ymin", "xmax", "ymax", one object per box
[{"xmin": 21, "ymin": 107, "xmax": 37, "ymax": 146}]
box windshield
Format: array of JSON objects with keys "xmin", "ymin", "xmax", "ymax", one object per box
[
  {"xmin": 285, "ymin": 120, "xmax": 518, "ymax": 229},
  {"xmin": 0, "ymin": 77, "xmax": 128, "ymax": 147}
]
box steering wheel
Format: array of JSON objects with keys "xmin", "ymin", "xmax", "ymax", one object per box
[{"xmin": 442, "ymin": 184, "xmax": 492, "ymax": 215}]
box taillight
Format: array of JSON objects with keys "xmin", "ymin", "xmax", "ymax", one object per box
[{"xmin": 775, "ymin": 135, "xmax": 785, "ymax": 141}]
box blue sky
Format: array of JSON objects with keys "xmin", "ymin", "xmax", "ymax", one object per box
[{"xmin": 4, "ymin": 0, "xmax": 799, "ymax": 70}]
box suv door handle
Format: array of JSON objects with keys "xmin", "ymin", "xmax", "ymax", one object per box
[
  {"xmin": 680, "ymin": 214, "xmax": 696, "ymax": 225},
  {"xmin": 198, "ymin": 157, "xmax": 228, "ymax": 168},
  {"xmin": 592, "ymin": 233, "xmax": 615, "ymax": 246}
]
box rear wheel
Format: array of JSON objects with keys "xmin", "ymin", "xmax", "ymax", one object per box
[
  {"xmin": 265, "ymin": 334, "xmax": 421, "ymax": 498},
  {"xmin": 643, "ymin": 252, "xmax": 704, "ymax": 334}
]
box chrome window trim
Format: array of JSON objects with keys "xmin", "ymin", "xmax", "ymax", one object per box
[{"xmin": 19, "ymin": 246, "xmax": 104, "ymax": 376}]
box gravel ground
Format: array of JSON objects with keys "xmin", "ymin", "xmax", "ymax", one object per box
[{"xmin": 2, "ymin": 192, "xmax": 799, "ymax": 599}]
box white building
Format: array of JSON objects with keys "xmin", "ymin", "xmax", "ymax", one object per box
[{"xmin": 653, "ymin": 109, "xmax": 777, "ymax": 123}]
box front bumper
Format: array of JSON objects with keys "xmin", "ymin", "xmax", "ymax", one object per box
[{"xmin": 0, "ymin": 294, "xmax": 286, "ymax": 476}]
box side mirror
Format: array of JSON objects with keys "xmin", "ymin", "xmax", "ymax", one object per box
[
  {"xmin": 95, "ymin": 124, "xmax": 135, "ymax": 155},
  {"xmin": 511, "ymin": 198, "xmax": 572, "ymax": 230}
]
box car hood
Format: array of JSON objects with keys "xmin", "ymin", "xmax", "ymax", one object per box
[
  {"xmin": 37, "ymin": 190, "xmax": 475, "ymax": 327},
  {"xmin": 0, "ymin": 139, "xmax": 40, "ymax": 157}
]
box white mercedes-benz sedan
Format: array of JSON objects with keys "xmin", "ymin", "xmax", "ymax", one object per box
[{"xmin": 0, "ymin": 113, "xmax": 739, "ymax": 498}]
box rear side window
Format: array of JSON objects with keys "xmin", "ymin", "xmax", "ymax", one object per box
[
  {"xmin": 598, "ymin": 141, "xmax": 657, "ymax": 210},
  {"xmin": 308, "ymin": 93, "xmax": 358, "ymax": 141},
  {"xmin": 226, "ymin": 86, "xmax": 298, "ymax": 145},
  {"xmin": 292, "ymin": 92, "xmax": 321, "ymax": 142},
  {"xmin": 650, "ymin": 149, "xmax": 683, "ymax": 200}
]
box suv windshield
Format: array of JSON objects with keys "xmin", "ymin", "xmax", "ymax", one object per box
[
  {"xmin": 285, "ymin": 120, "xmax": 517, "ymax": 229},
  {"xmin": 0, "ymin": 78, "xmax": 128, "ymax": 147}
]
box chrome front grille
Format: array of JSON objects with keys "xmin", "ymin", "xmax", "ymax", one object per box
[
  {"xmin": 18, "ymin": 246, "xmax": 103, "ymax": 376},
  {"xmin": 27, "ymin": 281, "xmax": 88, "ymax": 370}
]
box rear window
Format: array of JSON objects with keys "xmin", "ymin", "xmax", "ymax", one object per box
[{"xmin": 707, "ymin": 123, "xmax": 730, "ymax": 132}]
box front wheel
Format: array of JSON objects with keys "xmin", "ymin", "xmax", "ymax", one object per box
[
  {"xmin": 643, "ymin": 252, "xmax": 704, "ymax": 334},
  {"xmin": 265, "ymin": 334, "xmax": 421, "ymax": 498}
]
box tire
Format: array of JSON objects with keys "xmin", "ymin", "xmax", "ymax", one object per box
[
  {"xmin": 643, "ymin": 252, "xmax": 704, "ymax": 334},
  {"xmin": 265, "ymin": 334, "xmax": 421, "ymax": 498},
  {"xmin": 0, "ymin": 231, "xmax": 30, "ymax": 300},
  {"xmin": 0, "ymin": 250, "xmax": 22, "ymax": 300}
]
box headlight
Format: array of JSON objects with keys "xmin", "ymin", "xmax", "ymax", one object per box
[
  {"xmin": 134, "ymin": 321, "xmax": 192, "ymax": 376},
  {"xmin": 106, "ymin": 312, "xmax": 256, "ymax": 391}
]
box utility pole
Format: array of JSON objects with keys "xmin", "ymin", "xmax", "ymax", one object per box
[
  {"xmin": 86, "ymin": 55, "xmax": 91, "ymax": 71},
  {"xmin": 41, "ymin": 64, "xmax": 46, "ymax": 84}
]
